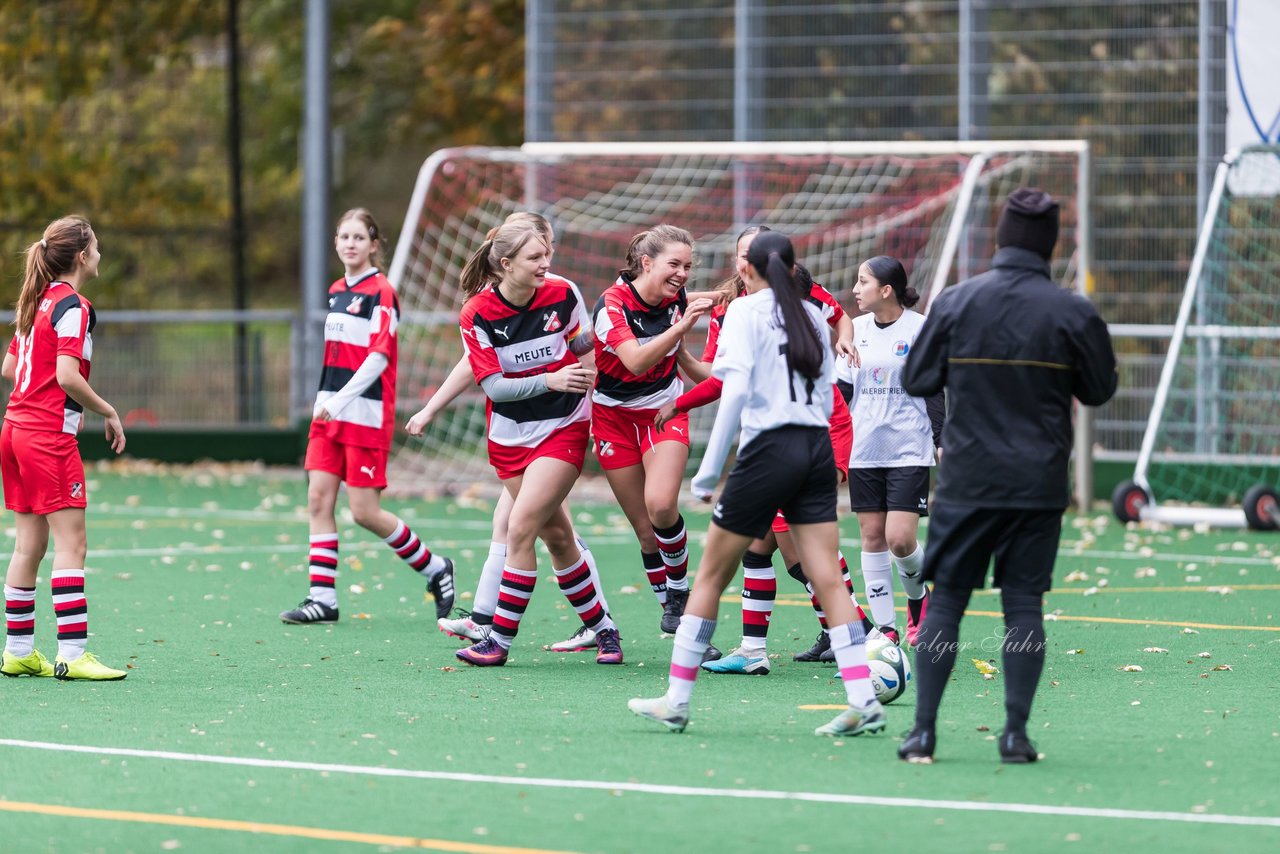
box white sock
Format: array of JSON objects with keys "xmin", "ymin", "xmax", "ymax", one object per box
[
  {"xmin": 829, "ymin": 621, "xmax": 877, "ymax": 707},
  {"xmin": 667, "ymin": 614, "xmax": 715, "ymax": 708},
  {"xmin": 894, "ymin": 544, "xmax": 927, "ymax": 599},
  {"xmin": 473, "ymin": 542, "xmax": 506, "ymax": 619},
  {"xmin": 861, "ymin": 550, "xmax": 896, "ymax": 629}
]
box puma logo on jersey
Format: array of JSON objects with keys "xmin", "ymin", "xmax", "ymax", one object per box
[
  {"xmin": 359, "ymin": 465, "xmax": 377, "ymax": 479},
  {"xmin": 542, "ymin": 310, "xmax": 561, "ymax": 332},
  {"xmin": 494, "ymin": 325, "xmax": 510, "ymax": 340},
  {"xmin": 328, "ymin": 296, "xmax": 338, "ymax": 308},
  {"xmin": 346, "ymin": 296, "xmax": 364, "ymax": 315}
]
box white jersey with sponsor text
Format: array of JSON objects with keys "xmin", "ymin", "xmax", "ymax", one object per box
[{"xmin": 839, "ymin": 309, "xmax": 935, "ymax": 468}]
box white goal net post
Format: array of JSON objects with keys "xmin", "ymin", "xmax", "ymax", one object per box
[
  {"xmin": 385, "ymin": 140, "xmax": 1094, "ymax": 501},
  {"xmin": 1112, "ymin": 144, "xmax": 1280, "ymax": 530}
]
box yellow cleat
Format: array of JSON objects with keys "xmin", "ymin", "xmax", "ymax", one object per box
[
  {"xmin": 54, "ymin": 651, "xmax": 127, "ymax": 681},
  {"xmin": 1, "ymin": 649, "xmax": 56, "ymax": 678}
]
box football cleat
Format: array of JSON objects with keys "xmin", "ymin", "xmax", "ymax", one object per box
[
  {"xmin": 700, "ymin": 647, "xmax": 770, "ymax": 675},
  {"xmin": 814, "ymin": 700, "xmax": 886, "ymax": 737},
  {"xmin": 279, "ymin": 598, "xmax": 339, "ymax": 624},
  {"xmin": 594, "ymin": 627, "xmax": 624, "ymax": 665},
  {"xmin": 438, "ymin": 610, "xmax": 489, "ymax": 642},
  {"xmin": 660, "ymin": 587, "xmax": 689, "ymax": 634},
  {"xmin": 701, "ymin": 643, "xmax": 723, "ymax": 664},
  {"xmin": 628, "ymin": 696, "xmax": 689, "ymax": 732},
  {"xmin": 427, "ymin": 558, "xmax": 456, "ymax": 620},
  {"xmin": 869, "ymin": 625, "xmax": 901, "ymax": 646},
  {"xmin": 545, "ymin": 624, "xmax": 596, "ymax": 652},
  {"xmin": 455, "ymin": 637, "xmax": 508, "ymax": 667},
  {"xmin": 53, "ymin": 651, "xmax": 127, "ymax": 681},
  {"xmin": 793, "ymin": 631, "xmax": 834, "ymax": 662},
  {"xmin": 1, "ymin": 648, "xmax": 55, "ymax": 678}
]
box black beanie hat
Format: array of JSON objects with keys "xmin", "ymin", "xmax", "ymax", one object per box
[{"xmin": 996, "ymin": 188, "xmax": 1060, "ymax": 261}]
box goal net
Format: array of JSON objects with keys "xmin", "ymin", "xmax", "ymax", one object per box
[
  {"xmin": 386, "ymin": 141, "xmax": 1090, "ymax": 495},
  {"xmin": 1117, "ymin": 144, "xmax": 1280, "ymax": 529}
]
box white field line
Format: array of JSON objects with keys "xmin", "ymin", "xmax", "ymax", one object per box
[{"xmin": 0, "ymin": 740, "xmax": 1276, "ymax": 830}]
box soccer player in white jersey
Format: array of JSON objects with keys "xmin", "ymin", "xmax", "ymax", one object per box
[
  {"xmin": 629, "ymin": 230, "xmax": 884, "ymax": 737},
  {"xmin": 406, "ymin": 212, "xmax": 611, "ymax": 652},
  {"xmin": 839, "ymin": 256, "xmax": 943, "ymax": 648}
]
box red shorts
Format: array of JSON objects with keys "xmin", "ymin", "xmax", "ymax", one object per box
[
  {"xmin": 489, "ymin": 420, "xmax": 590, "ymax": 481},
  {"xmin": 591, "ymin": 404, "xmax": 690, "ymax": 470},
  {"xmin": 1, "ymin": 422, "xmax": 87, "ymax": 514},
  {"xmin": 304, "ymin": 430, "xmax": 389, "ymax": 489},
  {"xmin": 771, "ymin": 404, "xmax": 853, "ymax": 534}
]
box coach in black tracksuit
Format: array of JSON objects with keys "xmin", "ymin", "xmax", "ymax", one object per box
[{"xmin": 898, "ymin": 188, "xmax": 1118, "ymax": 764}]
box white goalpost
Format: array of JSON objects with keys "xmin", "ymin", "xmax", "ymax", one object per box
[
  {"xmin": 385, "ymin": 141, "xmax": 1094, "ymax": 501},
  {"xmin": 1111, "ymin": 144, "xmax": 1280, "ymax": 530}
]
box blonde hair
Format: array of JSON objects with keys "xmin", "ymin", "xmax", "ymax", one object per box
[
  {"xmin": 335, "ymin": 207, "xmax": 384, "ymax": 270},
  {"xmin": 503, "ymin": 211, "xmax": 553, "ymax": 245},
  {"xmin": 619, "ymin": 224, "xmax": 694, "ymax": 281},
  {"xmin": 714, "ymin": 224, "xmax": 771, "ymax": 304},
  {"xmin": 459, "ymin": 221, "xmax": 549, "ymax": 299},
  {"xmin": 15, "ymin": 216, "xmax": 94, "ymax": 337}
]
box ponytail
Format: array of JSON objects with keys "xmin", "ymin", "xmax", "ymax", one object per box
[
  {"xmin": 459, "ymin": 238, "xmax": 500, "ymax": 299},
  {"xmin": 15, "ymin": 216, "xmax": 93, "ymax": 337},
  {"xmin": 747, "ymin": 231, "xmax": 823, "ymax": 380}
]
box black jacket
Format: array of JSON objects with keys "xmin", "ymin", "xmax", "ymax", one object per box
[{"xmin": 902, "ymin": 247, "xmax": 1118, "ymax": 509}]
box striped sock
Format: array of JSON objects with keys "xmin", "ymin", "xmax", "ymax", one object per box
[
  {"xmin": 4, "ymin": 585, "xmax": 36, "ymax": 657},
  {"xmin": 308, "ymin": 533, "xmax": 339, "ymax": 608},
  {"xmin": 384, "ymin": 518, "xmax": 446, "ymax": 578},
  {"xmin": 490, "ymin": 565, "xmax": 538, "ymax": 650},
  {"xmin": 554, "ymin": 556, "xmax": 614, "ymax": 632},
  {"xmin": 576, "ymin": 536, "xmax": 610, "ymax": 616},
  {"xmin": 51, "ymin": 569, "xmax": 87, "ymax": 662},
  {"xmin": 667, "ymin": 614, "xmax": 716, "ymax": 708},
  {"xmin": 829, "ymin": 621, "xmax": 877, "ymax": 707},
  {"xmin": 653, "ymin": 515, "xmax": 689, "ymax": 591},
  {"xmin": 641, "ymin": 551, "xmax": 667, "ymax": 606},
  {"xmin": 741, "ymin": 550, "xmax": 775, "ymax": 651}
]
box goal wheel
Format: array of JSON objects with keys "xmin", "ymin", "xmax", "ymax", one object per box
[
  {"xmin": 1242, "ymin": 484, "xmax": 1280, "ymax": 531},
  {"xmin": 1111, "ymin": 480, "xmax": 1151, "ymax": 523}
]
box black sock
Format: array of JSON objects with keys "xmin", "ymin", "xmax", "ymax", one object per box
[
  {"xmin": 911, "ymin": 585, "xmax": 972, "ymax": 731},
  {"xmin": 1000, "ymin": 590, "xmax": 1046, "ymax": 735}
]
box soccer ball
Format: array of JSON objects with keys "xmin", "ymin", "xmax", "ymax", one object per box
[{"xmin": 865, "ymin": 636, "xmax": 912, "ymax": 704}]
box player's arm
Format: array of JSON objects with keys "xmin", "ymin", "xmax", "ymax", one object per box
[
  {"xmin": 690, "ymin": 369, "xmax": 747, "ymax": 501},
  {"xmin": 56, "ymin": 355, "xmax": 125, "ymax": 453},
  {"xmin": 902, "ymin": 300, "xmax": 949, "ymax": 397},
  {"xmin": 833, "ymin": 313, "xmax": 855, "ymax": 362},
  {"xmin": 610, "ymin": 298, "xmax": 715, "ymax": 375},
  {"xmin": 1, "ymin": 352, "xmax": 14, "ymax": 383},
  {"xmin": 676, "ymin": 345, "xmax": 712, "ymax": 383},
  {"xmin": 315, "ymin": 352, "xmax": 388, "ymax": 421},
  {"xmin": 406, "ymin": 355, "xmax": 474, "ymax": 436}
]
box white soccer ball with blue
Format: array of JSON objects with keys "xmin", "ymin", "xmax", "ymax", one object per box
[{"xmin": 865, "ymin": 636, "xmax": 912, "ymax": 703}]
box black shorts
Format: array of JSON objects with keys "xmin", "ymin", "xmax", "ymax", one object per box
[
  {"xmin": 922, "ymin": 503, "xmax": 1063, "ymax": 594},
  {"xmin": 848, "ymin": 466, "xmax": 931, "ymax": 516},
  {"xmin": 713, "ymin": 426, "xmax": 837, "ymax": 539}
]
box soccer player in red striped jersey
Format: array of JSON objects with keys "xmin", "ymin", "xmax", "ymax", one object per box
[
  {"xmin": 2, "ymin": 216, "xmax": 128, "ymax": 681},
  {"xmin": 407, "ymin": 212, "xmax": 612, "ymax": 654},
  {"xmin": 592, "ymin": 225, "xmax": 714, "ymax": 636},
  {"xmin": 659, "ymin": 226, "xmax": 871, "ymax": 674},
  {"xmin": 452, "ymin": 219, "xmax": 621, "ymax": 667},
  {"xmin": 279, "ymin": 208, "xmax": 456, "ymax": 626}
]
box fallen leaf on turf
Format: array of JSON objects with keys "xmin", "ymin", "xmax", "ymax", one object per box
[
  {"xmin": 1122, "ymin": 664, "xmax": 1143, "ymax": 672},
  {"xmin": 972, "ymin": 658, "xmax": 999, "ymax": 676},
  {"xmin": 1082, "ymin": 586, "xmax": 1099, "ymax": 596},
  {"xmin": 1182, "ymin": 628, "xmax": 1200, "ymax": 634},
  {"xmin": 1197, "ymin": 651, "xmax": 1212, "ymax": 658},
  {"xmin": 352, "ymin": 613, "xmax": 371, "ymax": 620},
  {"xmin": 976, "ymin": 725, "xmax": 990, "ymax": 732},
  {"xmin": 440, "ymin": 666, "xmax": 456, "ymax": 671},
  {"xmin": 1065, "ymin": 649, "xmax": 1084, "ymax": 655},
  {"xmin": 1210, "ymin": 664, "xmax": 1233, "ymax": 671},
  {"xmin": 1064, "ymin": 570, "xmax": 1089, "ymax": 583},
  {"xmin": 1135, "ymin": 567, "xmax": 1157, "ymax": 578},
  {"xmin": 1144, "ymin": 647, "xmax": 1169, "ymax": 653}
]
